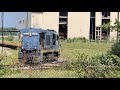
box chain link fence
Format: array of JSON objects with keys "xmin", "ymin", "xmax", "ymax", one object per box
[
  {"xmin": 1, "ymin": 47, "xmax": 120, "ymax": 78},
  {"xmin": 0, "ymin": 32, "xmax": 120, "ymax": 78}
]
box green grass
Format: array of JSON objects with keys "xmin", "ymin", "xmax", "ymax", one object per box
[{"xmin": 60, "ymin": 41, "xmax": 113, "ymax": 61}]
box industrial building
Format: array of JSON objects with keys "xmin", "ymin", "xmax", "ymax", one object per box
[{"xmin": 17, "ymin": 12, "xmax": 120, "ymax": 40}]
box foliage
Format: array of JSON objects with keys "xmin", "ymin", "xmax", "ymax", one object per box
[
  {"xmin": 0, "ymin": 40, "xmax": 116, "ymax": 78},
  {"xmin": 6, "ymin": 35, "xmax": 14, "ymax": 41},
  {"xmin": 0, "ymin": 27, "xmax": 16, "ymax": 31},
  {"xmin": 112, "ymin": 19, "xmax": 120, "ymax": 32},
  {"xmin": 100, "ymin": 22, "xmax": 113, "ymax": 31},
  {"xmin": 100, "ymin": 19, "xmax": 120, "ymax": 32},
  {"xmin": 65, "ymin": 37, "xmax": 88, "ymax": 43},
  {"xmin": 70, "ymin": 52, "xmax": 120, "ymax": 78},
  {"xmin": 109, "ymin": 40, "xmax": 120, "ymax": 57}
]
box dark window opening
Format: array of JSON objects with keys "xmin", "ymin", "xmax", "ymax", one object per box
[
  {"xmin": 102, "ymin": 12, "xmax": 110, "ymax": 17},
  {"xmin": 59, "ymin": 18, "xmax": 68, "ymax": 23},
  {"xmin": 59, "ymin": 12, "xmax": 68, "ymax": 16},
  {"xmin": 90, "ymin": 12, "xmax": 96, "ymax": 17},
  {"xmin": 57, "ymin": 35, "xmax": 59, "ymax": 40},
  {"xmin": 59, "ymin": 12, "xmax": 68, "ymax": 39},
  {"xmin": 53, "ymin": 34, "xmax": 56, "ymax": 45},
  {"xmin": 59, "ymin": 24, "xmax": 67, "ymax": 39}
]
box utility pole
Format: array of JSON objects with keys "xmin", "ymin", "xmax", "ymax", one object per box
[
  {"xmin": 26, "ymin": 12, "xmax": 28, "ymax": 28},
  {"xmin": 1, "ymin": 12, "xmax": 4, "ymax": 52},
  {"xmin": 117, "ymin": 12, "xmax": 119, "ymax": 41}
]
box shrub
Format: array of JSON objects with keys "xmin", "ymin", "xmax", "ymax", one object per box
[
  {"xmin": 81, "ymin": 37, "xmax": 88, "ymax": 43},
  {"xmin": 66, "ymin": 38, "xmax": 74, "ymax": 43},
  {"xmin": 6, "ymin": 36, "xmax": 14, "ymax": 41},
  {"xmin": 65, "ymin": 37, "xmax": 88, "ymax": 43},
  {"xmin": 110, "ymin": 41, "xmax": 120, "ymax": 57},
  {"xmin": 70, "ymin": 52, "xmax": 120, "ymax": 78}
]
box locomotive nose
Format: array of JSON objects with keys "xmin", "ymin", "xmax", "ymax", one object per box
[{"xmin": 23, "ymin": 40, "xmax": 39, "ymax": 50}]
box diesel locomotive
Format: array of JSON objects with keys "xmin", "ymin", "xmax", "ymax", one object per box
[{"xmin": 18, "ymin": 28, "xmax": 60, "ymax": 64}]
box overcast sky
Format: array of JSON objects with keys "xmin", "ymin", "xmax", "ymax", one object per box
[{"xmin": 0, "ymin": 12, "xmax": 27, "ymax": 28}]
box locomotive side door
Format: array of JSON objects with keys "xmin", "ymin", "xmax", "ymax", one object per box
[
  {"xmin": 40, "ymin": 32, "xmax": 45, "ymax": 49},
  {"xmin": 44, "ymin": 33, "xmax": 52, "ymax": 49}
]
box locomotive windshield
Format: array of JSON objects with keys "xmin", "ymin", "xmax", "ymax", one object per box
[{"xmin": 22, "ymin": 33, "xmax": 40, "ymax": 50}]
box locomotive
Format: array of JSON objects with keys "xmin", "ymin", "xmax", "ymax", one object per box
[{"xmin": 18, "ymin": 28, "xmax": 60, "ymax": 64}]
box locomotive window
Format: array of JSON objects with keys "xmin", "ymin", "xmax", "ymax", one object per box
[
  {"xmin": 53, "ymin": 34, "xmax": 56, "ymax": 45},
  {"xmin": 57, "ymin": 35, "xmax": 59, "ymax": 40},
  {"xmin": 46, "ymin": 35, "xmax": 51, "ymax": 45}
]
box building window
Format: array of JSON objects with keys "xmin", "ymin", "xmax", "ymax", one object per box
[
  {"xmin": 102, "ymin": 12, "xmax": 110, "ymax": 17},
  {"xmin": 90, "ymin": 12, "xmax": 95, "ymax": 17},
  {"xmin": 59, "ymin": 12, "xmax": 68, "ymax": 16}
]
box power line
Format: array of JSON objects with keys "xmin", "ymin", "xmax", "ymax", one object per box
[{"xmin": 26, "ymin": 12, "xmax": 28, "ymax": 28}]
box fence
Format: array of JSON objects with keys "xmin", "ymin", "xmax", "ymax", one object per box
[
  {"xmin": 0, "ymin": 47, "xmax": 120, "ymax": 78},
  {"xmin": 0, "ymin": 32, "xmax": 120, "ymax": 78}
]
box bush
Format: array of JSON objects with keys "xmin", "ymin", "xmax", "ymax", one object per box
[
  {"xmin": 70, "ymin": 52, "xmax": 120, "ymax": 78},
  {"xmin": 65, "ymin": 37, "xmax": 88, "ymax": 43},
  {"xmin": 6, "ymin": 36, "xmax": 14, "ymax": 41},
  {"xmin": 66, "ymin": 38, "xmax": 74, "ymax": 43},
  {"xmin": 110, "ymin": 41, "xmax": 120, "ymax": 57},
  {"xmin": 81, "ymin": 37, "xmax": 88, "ymax": 43}
]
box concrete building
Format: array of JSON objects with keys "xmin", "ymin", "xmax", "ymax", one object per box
[{"xmin": 18, "ymin": 12, "xmax": 120, "ymax": 40}]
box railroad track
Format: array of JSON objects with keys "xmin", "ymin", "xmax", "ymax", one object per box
[{"xmin": 0, "ymin": 59, "xmax": 67, "ymax": 70}]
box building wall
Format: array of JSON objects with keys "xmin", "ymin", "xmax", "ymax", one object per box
[
  {"xmin": 68, "ymin": 12, "xmax": 90, "ymax": 39},
  {"xmin": 31, "ymin": 12, "xmax": 44, "ymax": 28},
  {"xmin": 30, "ymin": 12, "xmax": 59, "ymax": 34},
  {"xmin": 20, "ymin": 12, "xmax": 119, "ymax": 40},
  {"xmin": 95, "ymin": 12, "xmax": 102, "ymax": 26},
  {"xmin": 42, "ymin": 12, "xmax": 59, "ymax": 34}
]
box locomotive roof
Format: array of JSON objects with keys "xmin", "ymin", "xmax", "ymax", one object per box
[{"xmin": 20, "ymin": 28, "xmax": 57, "ymax": 34}]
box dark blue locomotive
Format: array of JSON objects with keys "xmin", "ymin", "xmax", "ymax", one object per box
[{"xmin": 18, "ymin": 28, "xmax": 60, "ymax": 64}]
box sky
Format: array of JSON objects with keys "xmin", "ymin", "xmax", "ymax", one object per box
[{"xmin": 0, "ymin": 12, "xmax": 27, "ymax": 28}]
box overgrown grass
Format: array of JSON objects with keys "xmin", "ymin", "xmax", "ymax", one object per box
[{"xmin": 0, "ymin": 49, "xmax": 19, "ymax": 65}]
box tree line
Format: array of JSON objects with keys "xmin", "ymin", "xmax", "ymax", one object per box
[{"xmin": 0, "ymin": 27, "xmax": 17, "ymax": 31}]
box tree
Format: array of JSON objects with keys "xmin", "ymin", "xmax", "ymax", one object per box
[
  {"xmin": 100, "ymin": 18, "xmax": 120, "ymax": 41},
  {"xmin": 100, "ymin": 21, "xmax": 113, "ymax": 40},
  {"xmin": 112, "ymin": 18, "xmax": 120, "ymax": 41},
  {"xmin": 112, "ymin": 19, "xmax": 120, "ymax": 32}
]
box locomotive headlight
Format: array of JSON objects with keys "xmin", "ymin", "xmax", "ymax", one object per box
[{"xmin": 29, "ymin": 32, "xmax": 32, "ymax": 37}]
